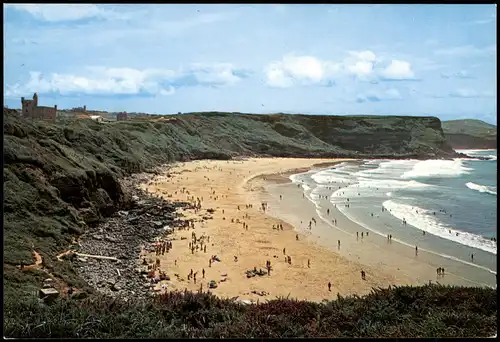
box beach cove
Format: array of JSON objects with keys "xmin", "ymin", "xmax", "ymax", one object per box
[{"xmin": 139, "ymin": 157, "xmax": 495, "ymax": 302}]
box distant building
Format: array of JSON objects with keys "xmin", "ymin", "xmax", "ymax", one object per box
[
  {"xmin": 89, "ymin": 115, "xmax": 103, "ymax": 123},
  {"xmin": 70, "ymin": 105, "xmax": 87, "ymax": 112},
  {"xmin": 117, "ymin": 112, "xmax": 128, "ymax": 121},
  {"xmin": 21, "ymin": 93, "xmax": 57, "ymax": 121}
]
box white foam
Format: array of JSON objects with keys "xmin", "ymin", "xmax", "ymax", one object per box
[
  {"xmin": 356, "ymin": 178, "xmax": 432, "ymax": 189},
  {"xmin": 466, "ymin": 182, "xmax": 497, "ymax": 196},
  {"xmin": 455, "ymin": 149, "xmax": 498, "ymax": 160},
  {"xmin": 455, "ymin": 149, "xmax": 497, "ymax": 153},
  {"xmin": 382, "ymin": 200, "xmax": 497, "ymax": 255},
  {"xmin": 310, "ymin": 169, "xmax": 353, "ymax": 184},
  {"xmin": 401, "ymin": 159, "xmax": 473, "ymax": 179}
]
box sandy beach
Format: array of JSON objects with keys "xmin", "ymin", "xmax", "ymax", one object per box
[{"xmin": 139, "ymin": 158, "xmax": 418, "ymax": 302}]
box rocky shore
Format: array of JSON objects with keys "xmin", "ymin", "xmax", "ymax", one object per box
[{"xmin": 71, "ymin": 171, "xmax": 192, "ymax": 299}]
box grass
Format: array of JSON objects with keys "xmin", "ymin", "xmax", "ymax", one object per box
[{"xmin": 3, "ymin": 284, "xmax": 496, "ymax": 338}]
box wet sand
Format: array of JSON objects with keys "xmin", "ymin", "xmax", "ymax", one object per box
[
  {"xmin": 260, "ymin": 177, "xmax": 496, "ymax": 289},
  {"xmin": 139, "ymin": 158, "xmax": 422, "ymax": 302}
]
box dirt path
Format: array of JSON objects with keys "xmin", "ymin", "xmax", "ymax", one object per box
[
  {"xmin": 22, "ymin": 250, "xmax": 43, "ymax": 270},
  {"xmin": 16, "ymin": 249, "xmax": 81, "ymax": 298},
  {"xmin": 56, "ymin": 250, "xmax": 74, "ymax": 261}
]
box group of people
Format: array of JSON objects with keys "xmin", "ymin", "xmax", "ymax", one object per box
[{"xmin": 155, "ymin": 241, "xmax": 172, "ymax": 256}]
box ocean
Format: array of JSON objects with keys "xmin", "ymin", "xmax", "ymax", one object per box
[{"xmin": 289, "ymin": 149, "xmax": 497, "ymax": 276}]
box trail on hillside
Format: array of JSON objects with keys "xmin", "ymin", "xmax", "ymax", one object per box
[
  {"xmin": 22, "ymin": 250, "xmax": 43, "ymax": 270},
  {"xmin": 56, "ymin": 250, "xmax": 74, "ymax": 261}
]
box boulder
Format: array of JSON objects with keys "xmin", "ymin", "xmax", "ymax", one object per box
[{"xmin": 39, "ymin": 288, "xmax": 59, "ymax": 302}]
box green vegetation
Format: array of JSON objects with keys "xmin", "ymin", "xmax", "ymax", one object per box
[
  {"xmin": 442, "ymin": 119, "xmax": 497, "ymax": 149},
  {"xmin": 5, "ymin": 109, "xmax": 493, "ymax": 338},
  {"xmin": 4, "ymin": 285, "xmax": 497, "ymax": 338},
  {"xmin": 442, "ymin": 119, "xmax": 497, "ymax": 137}
]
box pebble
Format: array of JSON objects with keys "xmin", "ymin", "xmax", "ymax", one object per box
[{"xmin": 74, "ymin": 173, "xmax": 192, "ymax": 299}]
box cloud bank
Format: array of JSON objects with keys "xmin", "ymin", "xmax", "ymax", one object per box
[{"xmin": 264, "ymin": 50, "xmax": 417, "ymax": 88}]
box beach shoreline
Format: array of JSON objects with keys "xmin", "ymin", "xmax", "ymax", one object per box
[
  {"xmin": 139, "ymin": 158, "xmax": 409, "ymax": 302},
  {"xmin": 139, "ymin": 157, "xmax": 495, "ymax": 303}
]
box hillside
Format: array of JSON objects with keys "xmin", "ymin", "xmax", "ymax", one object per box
[
  {"xmin": 442, "ymin": 119, "xmax": 497, "ymax": 149},
  {"xmin": 5, "ymin": 109, "xmax": 495, "ymax": 338},
  {"xmin": 3, "ymin": 110, "xmax": 458, "ymax": 268}
]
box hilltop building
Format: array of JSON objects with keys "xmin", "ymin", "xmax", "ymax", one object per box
[
  {"xmin": 21, "ymin": 93, "xmax": 57, "ymax": 121},
  {"xmin": 117, "ymin": 112, "xmax": 128, "ymax": 121},
  {"xmin": 71, "ymin": 106, "xmax": 87, "ymax": 112}
]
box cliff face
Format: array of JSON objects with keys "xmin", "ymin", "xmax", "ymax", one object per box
[
  {"xmin": 169, "ymin": 113, "xmax": 456, "ymax": 158},
  {"xmin": 3, "ymin": 110, "xmax": 457, "ymax": 267},
  {"xmin": 444, "ymin": 133, "xmax": 497, "ymax": 149},
  {"xmin": 442, "ymin": 119, "xmax": 497, "ymax": 149}
]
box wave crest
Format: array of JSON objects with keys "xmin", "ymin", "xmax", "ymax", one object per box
[{"xmin": 466, "ymin": 182, "xmax": 497, "ymax": 196}]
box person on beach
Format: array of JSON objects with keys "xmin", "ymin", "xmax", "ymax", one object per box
[
  {"xmin": 280, "ymin": 195, "xmax": 282, "ymax": 200},
  {"xmin": 338, "ymin": 240, "xmax": 341, "ymax": 248},
  {"xmin": 366, "ymin": 232, "xmax": 369, "ymax": 237},
  {"xmin": 356, "ymin": 232, "xmax": 359, "ymax": 238},
  {"xmin": 209, "ymin": 259, "xmax": 212, "ymax": 267},
  {"xmin": 283, "ymin": 248, "xmax": 286, "ymax": 255},
  {"xmin": 471, "ymin": 253, "xmax": 474, "ymax": 262},
  {"xmin": 328, "ymin": 282, "xmax": 332, "ymax": 291},
  {"xmin": 204, "ymin": 245, "xmax": 207, "ymax": 253},
  {"xmin": 296, "ymin": 234, "xmax": 299, "ymax": 241},
  {"xmin": 307, "ymin": 259, "xmax": 310, "ymax": 268},
  {"xmin": 361, "ymin": 232, "xmax": 364, "ymax": 238},
  {"xmin": 361, "ymin": 270, "xmax": 366, "ymax": 280},
  {"xmin": 327, "ymin": 208, "xmax": 330, "ymax": 215},
  {"xmin": 389, "ymin": 234, "xmax": 392, "ymax": 242},
  {"xmin": 415, "ymin": 246, "xmax": 418, "ymax": 256}
]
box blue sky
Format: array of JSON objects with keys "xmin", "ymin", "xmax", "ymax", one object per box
[{"xmin": 3, "ymin": 4, "xmax": 497, "ymax": 124}]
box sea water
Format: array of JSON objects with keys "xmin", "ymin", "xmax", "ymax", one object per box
[{"xmin": 290, "ymin": 150, "xmax": 497, "ymax": 275}]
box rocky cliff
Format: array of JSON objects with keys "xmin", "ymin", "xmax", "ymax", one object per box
[{"xmin": 3, "ymin": 110, "xmax": 458, "ymax": 269}]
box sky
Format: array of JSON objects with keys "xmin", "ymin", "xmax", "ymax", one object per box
[{"xmin": 3, "ymin": 4, "xmax": 497, "ymax": 124}]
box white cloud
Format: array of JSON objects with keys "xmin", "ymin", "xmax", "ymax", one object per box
[
  {"xmin": 379, "ymin": 60, "xmax": 415, "ymax": 80},
  {"xmin": 348, "ymin": 61, "xmax": 374, "ymax": 78},
  {"xmin": 264, "ymin": 50, "xmax": 415, "ymax": 87},
  {"xmin": 264, "ymin": 55, "xmax": 336, "ymax": 88},
  {"xmin": 449, "ymin": 89, "xmax": 495, "ymax": 98},
  {"xmin": 5, "ymin": 4, "xmax": 114, "ymax": 22},
  {"xmin": 4, "ymin": 64, "xmax": 248, "ymax": 98},
  {"xmin": 356, "ymin": 88, "xmax": 402, "ymax": 103},
  {"xmin": 348, "ymin": 50, "xmax": 377, "ymax": 62},
  {"xmin": 440, "ymin": 70, "xmax": 473, "ymax": 79},
  {"xmin": 434, "ymin": 44, "xmax": 496, "ymax": 57}
]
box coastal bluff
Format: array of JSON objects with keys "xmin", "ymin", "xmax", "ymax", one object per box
[{"xmin": 4, "ymin": 109, "xmax": 457, "ymax": 275}]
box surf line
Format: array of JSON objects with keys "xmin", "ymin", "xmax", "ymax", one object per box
[{"xmin": 292, "ymin": 176, "xmax": 497, "ymax": 276}]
